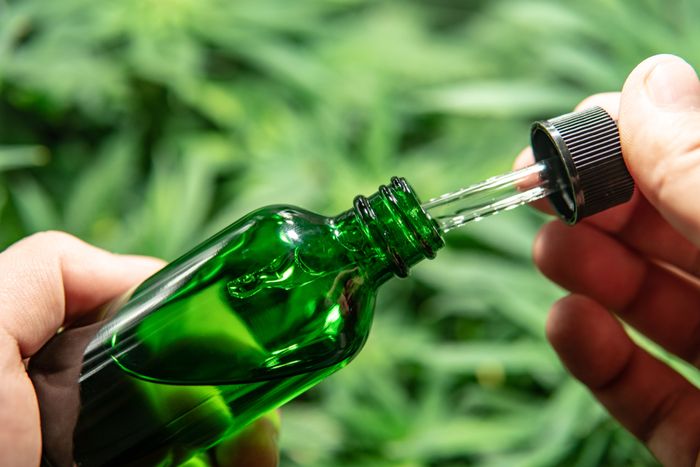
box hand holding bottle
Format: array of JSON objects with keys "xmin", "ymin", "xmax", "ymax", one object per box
[
  {"xmin": 0, "ymin": 231, "xmax": 279, "ymax": 466},
  {"xmin": 516, "ymin": 54, "xmax": 700, "ymax": 466}
]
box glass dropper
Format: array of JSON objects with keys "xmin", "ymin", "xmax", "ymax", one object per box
[
  {"xmin": 421, "ymin": 106, "xmax": 635, "ymax": 232},
  {"xmin": 422, "ymin": 159, "xmax": 556, "ymax": 232}
]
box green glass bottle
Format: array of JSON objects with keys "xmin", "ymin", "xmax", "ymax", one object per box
[
  {"xmin": 29, "ymin": 107, "xmax": 633, "ymax": 466},
  {"xmin": 33, "ymin": 177, "xmax": 443, "ymax": 466}
]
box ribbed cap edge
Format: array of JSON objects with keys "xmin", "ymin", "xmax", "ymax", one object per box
[{"xmin": 531, "ymin": 106, "xmax": 635, "ymax": 223}]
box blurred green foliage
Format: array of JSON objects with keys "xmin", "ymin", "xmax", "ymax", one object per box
[{"xmin": 2, "ymin": 0, "xmax": 699, "ymax": 465}]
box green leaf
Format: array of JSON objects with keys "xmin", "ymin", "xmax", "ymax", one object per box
[
  {"xmin": 412, "ymin": 340, "xmax": 560, "ymax": 375},
  {"xmin": 279, "ymin": 405, "xmax": 344, "ymax": 465},
  {"xmin": 9, "ymin": 176, "xmax": 61, "ymax": 233},
  {"xmin": 387, "ymin": 416, "xmax": 534, "ymax": 459},
  {"xmin": 0, "ymin": 145, "xmax": 49, "ymax": 172},
  {"xmin": 63, "ymin": 133, "xmax": 136, "ymax": 236},
  {"xmin": 414, "ymin": 81, "xmax": 581, "ymax": 118},
  {"xmin": 0, "ymin": 185, "xmax": 6, "ymax": 218}
]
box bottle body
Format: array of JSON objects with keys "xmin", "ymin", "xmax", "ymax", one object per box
[
  {"xmin": 32, "ymin": 206, "xmax": 378, "ymax": 466},
  {"xmin": 30, "ymin": 178, "xmax": 444, "ymax": 466}
]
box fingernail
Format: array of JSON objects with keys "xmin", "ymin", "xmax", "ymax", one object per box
[{"xmin": 645, "ymin": 57, "xmax": 700, "ymax": 110}]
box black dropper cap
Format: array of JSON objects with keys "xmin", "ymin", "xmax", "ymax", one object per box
[{"xmin": 530, "ymin": 106, "xmax": 635, "ymax": 224}]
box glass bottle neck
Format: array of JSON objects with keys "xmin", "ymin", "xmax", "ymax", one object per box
[{"xmin": 337, "ymin": 177, "xmax": 445, "ymax": 282}]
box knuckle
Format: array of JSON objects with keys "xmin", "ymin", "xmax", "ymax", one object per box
[
  {"xmin": 27, "ymin": 230, "xmax": 75, "ymax": 243},
  {"xmin": 11, "ymin": 230, "xmax": 79, "ymax": 253},
  {"xmin": 638, "ymin": 385, "xmax": 688, "ymax": 443}
]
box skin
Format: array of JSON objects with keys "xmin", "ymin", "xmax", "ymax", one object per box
[
  {"xmin": 0, "ymin": 231, "xmax": 279, "ymax": 466},
  {"xmin": 514, "ymin": 54, "xmax": 700, "ymax": 466}
]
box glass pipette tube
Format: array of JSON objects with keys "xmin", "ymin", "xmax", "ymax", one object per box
[{"xmin": 422, "ymin": 160, "xmax": 557, "ymax": 232}]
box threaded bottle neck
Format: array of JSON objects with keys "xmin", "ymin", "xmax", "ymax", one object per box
[{"xmin": 350, "ymin": 177, "xmax": 444, "ymax": 279}]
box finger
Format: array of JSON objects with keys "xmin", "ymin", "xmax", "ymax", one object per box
[
  {"xmin": 564, "ymin": 187, "xmax": 700, "ymax": 280},
  {"xmin": 0, "ymin": 231, "xmax": 163, "ymax": 467},
  {"xmin": 571, "ymin": 57, "xmax": 700, "ymax": 276},
  {"xmin": 618, "ymin": 54, "xmax": 700, "ymax": 246},
  {"xmin": 535, "ymin": 221, "xmax": 700, "ymax": 367},
  {"xmin": 595, "ymin": 194, "xmax": 700, "ymax": 276},
  {"xmin": 0, "ymin": 332, "xmax": 40, "ymax": 466},
  {"xmin": 214, "ymin": 411, "xmax": 280, "ymax": 467},
  {"xmin": 547, "ymin": 294, "xmax": 700, "ymax": 466},
  {"xmin": 521, "ymin": 87, "xmax": 700, "ymax": 277},
  {"xmin": 0, "ymin": 231, "xmax": 164, "ymax": 356}
]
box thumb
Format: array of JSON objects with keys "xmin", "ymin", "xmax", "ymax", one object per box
[{"xmin": 619, "ymin": 54, "xmax": 700, "ymax": 245}]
